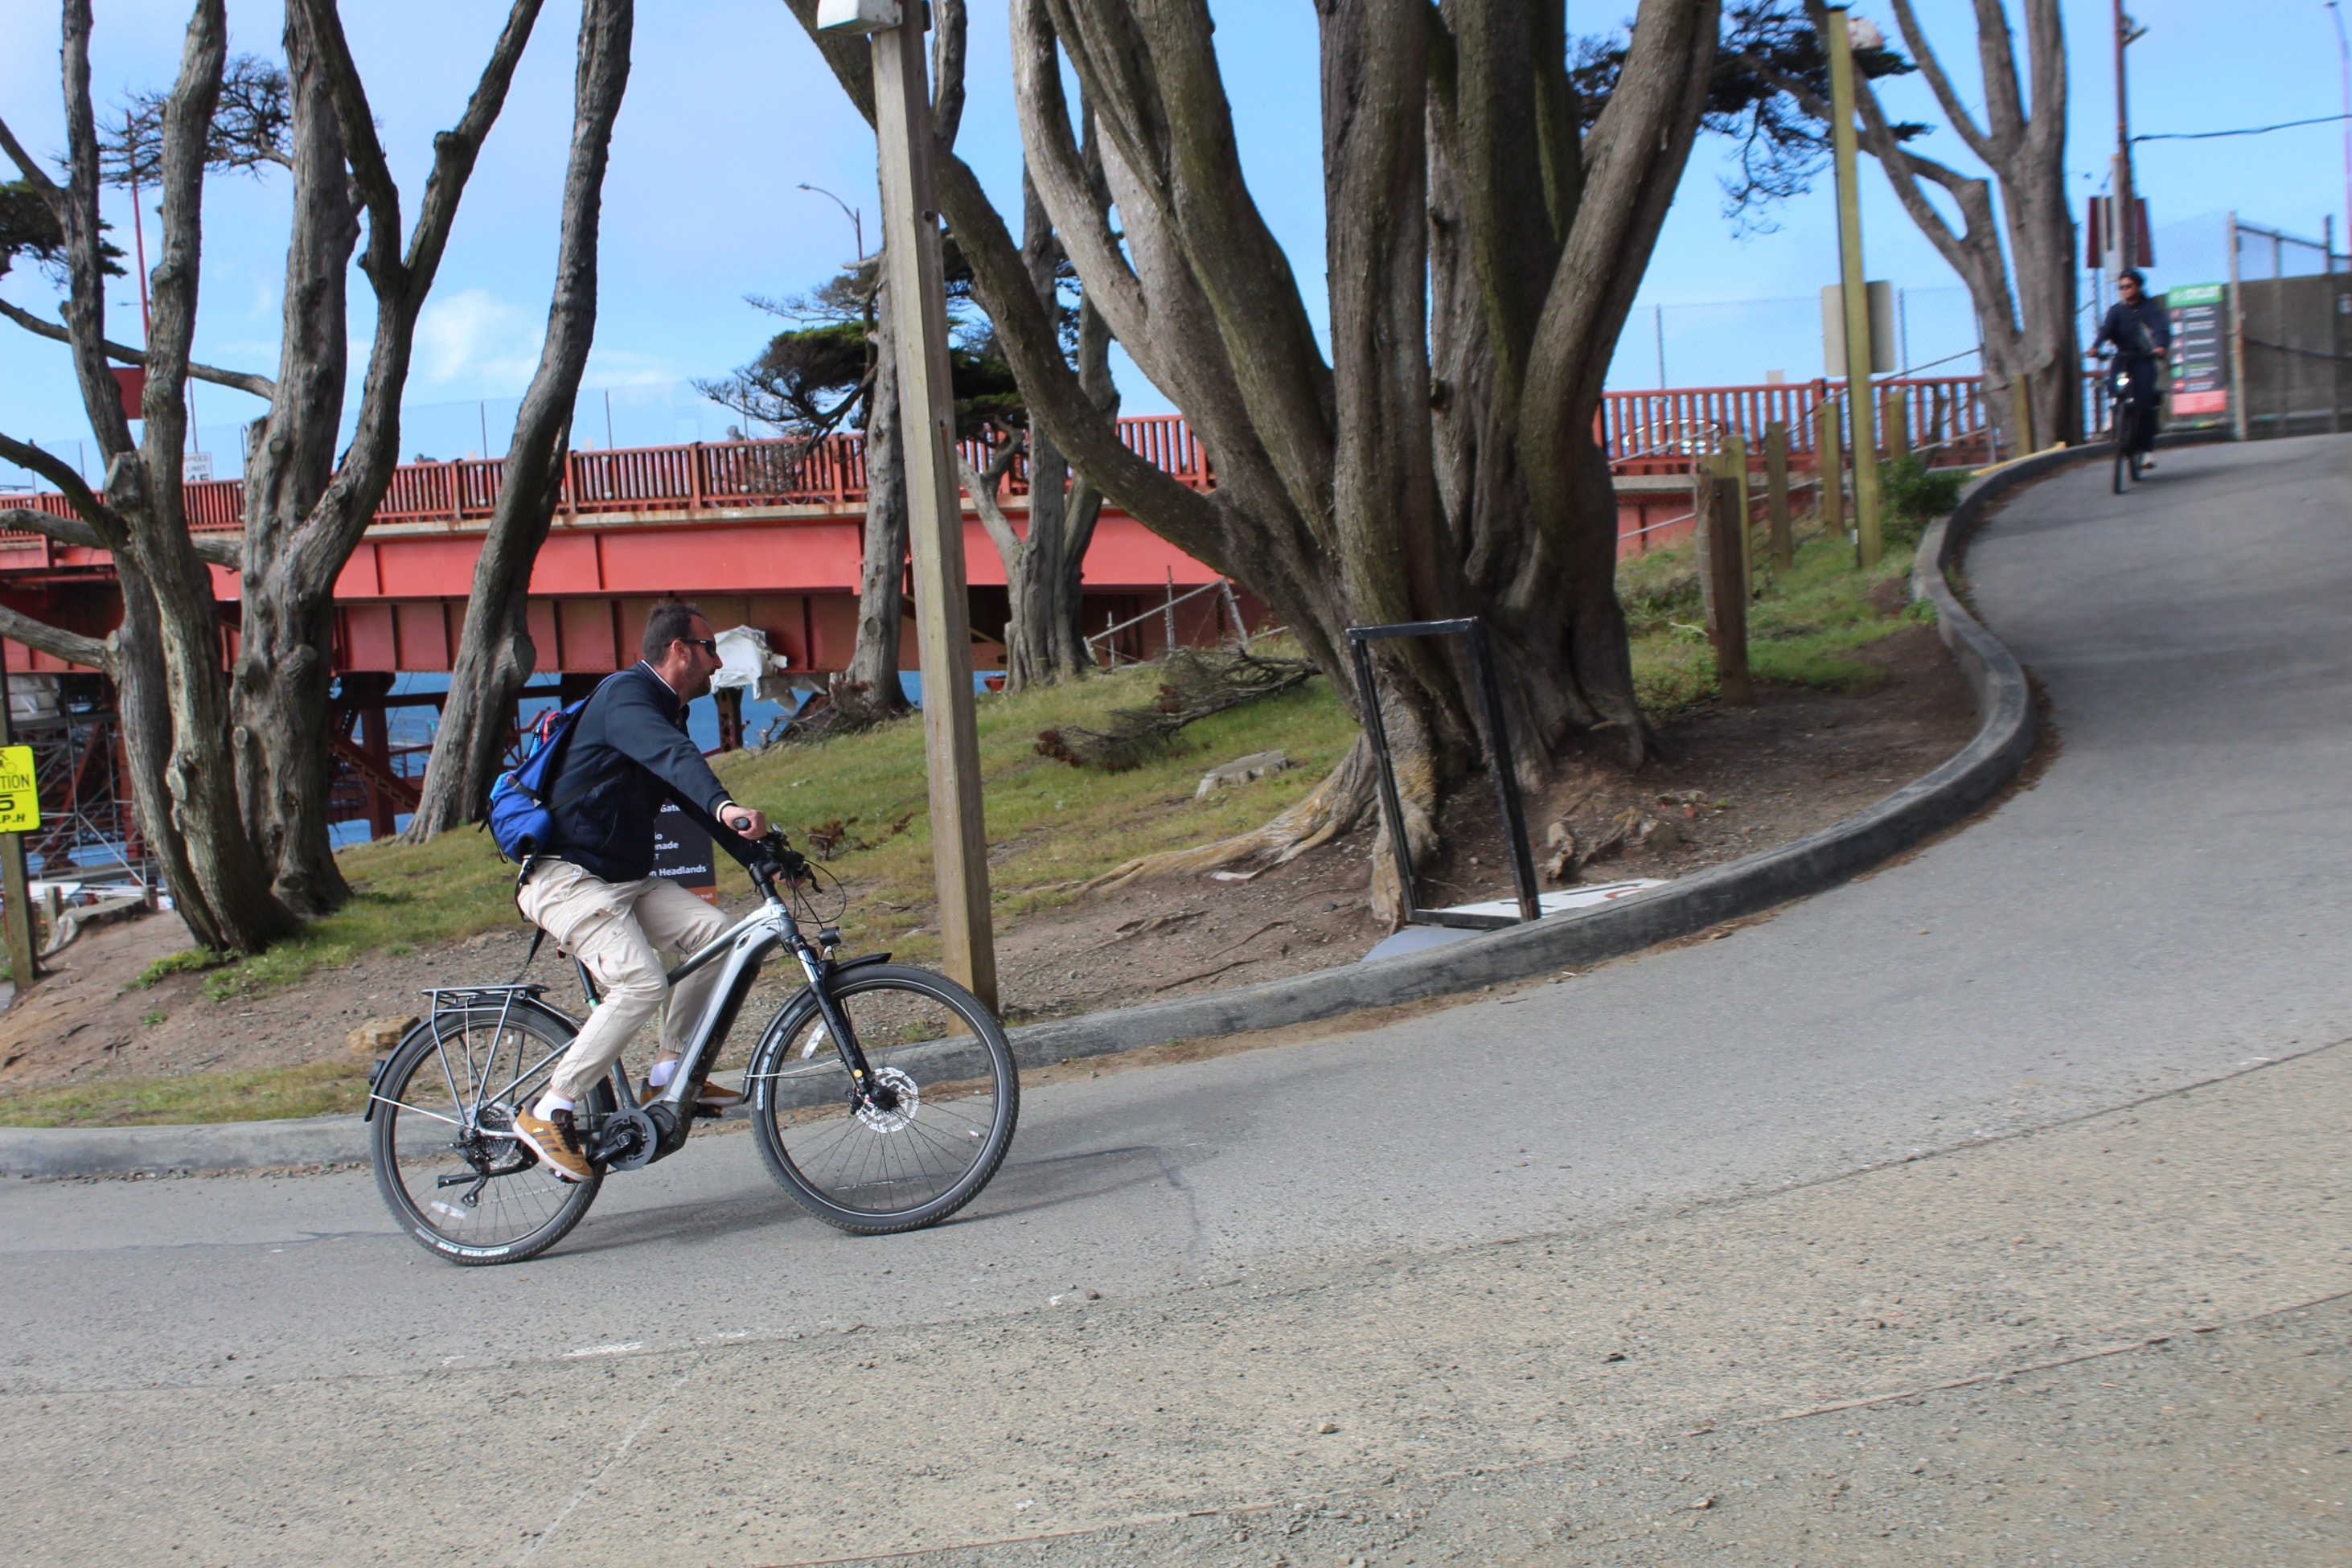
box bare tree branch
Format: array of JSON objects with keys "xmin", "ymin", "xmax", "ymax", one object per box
[
  {"xmin": 0, "ymin": 430, "xmax": 127, "ymax": 545},
  {"xmin": 0, "ymin": 113, "xmax": 64, "ymax": 211},
  {"xmin": 1882, "ymin": 0, "xmax": 1997, "ymax": 168},
  {"xmin": 295, "ymin": 0, "xmax": 546, "ymax": 578},
  {"xmin": 0, "ymin": 504, "xmax": 239, "ymax": 569},
  {"xmin": 0, "ymin": 296, "xmax": 277, "ymax": 399},
  {"xmin": 0, "ymin": 601, "xmax": 109, "ymax": 670}
]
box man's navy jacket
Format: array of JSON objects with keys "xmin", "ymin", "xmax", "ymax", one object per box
[{"xmin": 544, "ymin": 662, "xmax": 735, "ymax": 883}]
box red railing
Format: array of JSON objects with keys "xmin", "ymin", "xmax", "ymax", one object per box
[{"xmin": 0, "ymin": 376, "xmax": 2074, "ymax": 544}]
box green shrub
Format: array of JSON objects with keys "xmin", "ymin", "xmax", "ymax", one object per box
[{"xmin": 1880, "ymin": 456, "xmax": 1971, "ymax": 546}]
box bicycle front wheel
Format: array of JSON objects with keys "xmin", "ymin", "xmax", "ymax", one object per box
[
  {"xmin": 745, "ymin": 964, "xmax": 1018, "ymax": 1234},
  {"xmin": 2112, "ymin": 404, "xmax": 2137, "ymax": 495},
  {"xmin": 370, "ymin": 1003, "xmax": 601, "ymax": 1265}
]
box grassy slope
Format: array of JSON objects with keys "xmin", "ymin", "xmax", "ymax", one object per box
[
  {"xmin": 1619, "ymin": 486, "xmax": 1954, "ymax": 718},
  {"xmin": 182, "ymin": 647, "xmax": 1360, "ymax": 1000}
]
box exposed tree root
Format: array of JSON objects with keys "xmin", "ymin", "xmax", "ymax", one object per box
[{"xmin": 1083, "ymin": 731, "xmax": 1444, "ymax": 930}]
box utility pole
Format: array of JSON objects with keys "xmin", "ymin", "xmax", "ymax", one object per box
[
  {"xmin": 819, "ymin": 0, "xmax": 996, "ymax": 1007},
  {"xmin": 1825, "ymin": 2, "xmax": 1883, "ymax": 566},
  {"xmin": 2112, "ymin": 1, "xmax": 2148, "ymax": 275},
  {"xmin": 2331, "ymin": 2, "xmax": 2351, "ymax": 254}
]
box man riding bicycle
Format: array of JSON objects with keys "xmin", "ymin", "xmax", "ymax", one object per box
[
  {"xmin": 2095, "ymin": 268, "xmax": 2170, "ymax": 469},
  {"xmin": 511, "ymin": 601, "xmax": 769, "ymax": 1182}
]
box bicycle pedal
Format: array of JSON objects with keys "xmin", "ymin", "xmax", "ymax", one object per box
[{"xmin": 692, "ymin": 1101, "xmax": 723, "ymax": 1120}]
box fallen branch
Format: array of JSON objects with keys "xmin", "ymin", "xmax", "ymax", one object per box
[{"xmin": 1036, "ymin": 648, "xmax": 1318, "ymax": 771}]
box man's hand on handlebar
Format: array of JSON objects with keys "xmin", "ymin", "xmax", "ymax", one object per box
[{"xmin": 718, "ymin": 801, "xmax": 770, "ymax": 838}]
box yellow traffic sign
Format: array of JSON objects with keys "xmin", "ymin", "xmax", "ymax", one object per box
[{"xmin": 0, "ymin": 745, "xmax": 39, "ymax": 832}]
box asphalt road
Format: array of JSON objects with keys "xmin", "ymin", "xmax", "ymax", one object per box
[{"xmin": 4, "ymin": 435, "xmax": 2349, "ymax": 1565}]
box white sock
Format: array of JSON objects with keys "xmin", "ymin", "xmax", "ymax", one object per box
[
  {"xmin": 533, "ymin": 1093, "xmax": 575, "ymax": 1120},
  {"xmin": 646, "ymin": 1060, "xmax": 679, "ymax": 1090}
]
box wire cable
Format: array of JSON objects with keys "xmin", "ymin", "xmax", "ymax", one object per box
[{"xmin": 2135, "ymin": 113, "xmax": 2351, "ymax": 143}]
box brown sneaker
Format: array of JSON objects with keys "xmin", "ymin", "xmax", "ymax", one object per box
[{"xmin": 511, "ymin": 1103, "xmax": 593, "ymax": 1183}]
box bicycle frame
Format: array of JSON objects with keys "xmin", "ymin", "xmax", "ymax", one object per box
[
  {"xmin": 371, "ymin": 852, "xmax": 894, "ymax": 1174},
  {"xmin": 599, "ymin": 858, "xmax": 894, "ymax": 1166}
]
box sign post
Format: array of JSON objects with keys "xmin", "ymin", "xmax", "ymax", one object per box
[
  {"xmin": 0, "ymin": 637, "xmax": 39, "ymax": 987},
  {"xmin": 819, "ymin": 0, "xmax": 997, "ymax": 1007},
  {"xmin": 1825, "ymin": 2, "xmax": 1886, "ymax": 567}
]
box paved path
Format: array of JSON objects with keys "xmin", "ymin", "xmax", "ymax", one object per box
[{"xmin": 4, "ymin": 437, "xmax": 2350, "ymax": 1565}]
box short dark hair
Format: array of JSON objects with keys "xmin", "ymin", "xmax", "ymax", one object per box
[
  {"xmin": 642, "ymin": 600, "xmax": 708, "ymax": 660},
  {"xmin": 2120, "ymin": 269, "xmax": 2146, "ymax": 288}
]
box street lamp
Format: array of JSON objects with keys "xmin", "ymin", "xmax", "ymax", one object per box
[{"xmin": 795, "ymin": 182, "xmax": 864, "ymax": 262}]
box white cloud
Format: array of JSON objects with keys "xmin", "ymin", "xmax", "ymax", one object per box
[
  {"xmin": 414, "ymin": 288, "xmax": 542, "ymax": 392},
  {"xmin": 578, "ymin": 347, "xmax": 687, "ymax": 388}
]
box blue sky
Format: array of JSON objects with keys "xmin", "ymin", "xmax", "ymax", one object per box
[{"xmin": 4, "ymin": 0, "xmax": 2348, "ymax": 482}]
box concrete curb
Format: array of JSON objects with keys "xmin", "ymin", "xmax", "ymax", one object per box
[{"xmin": 0, "ymin": 445, "xmax": 2080, "ymax": 1179}]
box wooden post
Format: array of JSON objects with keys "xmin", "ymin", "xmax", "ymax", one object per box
[
  {"xmin": 0, "ymin": 637, "xmax": 36, "ymax": 987},
  {"xmin": 1726, "ymin": 433, "xmax": 1752, "ymax": 603},
  {"xmin": 1700, "ymin": 454, "xmax": 1751, "ymax": 705},
  {"xmin": 1765, "ymin": 420, "xmax": 1792, "ymax": 568},
  {"xmin": 866, "ymin": 7, "xmax": 996, "ymax": 1007},
  {"xmin": 1815, "ymin": 398, "xmax": 1845, "ymax": 537},
  {"xmin": 1882, "ymin": 384, "xmax": 1911, "ymax": 462},
  {"xmin": 1825, "ymin": 3, "xmax": 1885, "ymax": 566}
]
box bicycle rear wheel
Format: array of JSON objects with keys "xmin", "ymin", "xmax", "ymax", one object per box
[
  {"xmin": 370, "ymin": 1003, "xmax": 602, "ymax": 1265},
  {"xmin": 745, "ymin": 964, "xmax": 1018, "ymax": 1234}
]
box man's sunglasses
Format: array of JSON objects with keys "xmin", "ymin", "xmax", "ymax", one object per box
[{"xmin": 679, "ymin": 637, "xmax": 719, "ymax": 657}]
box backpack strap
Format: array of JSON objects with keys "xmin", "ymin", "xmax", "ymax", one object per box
[{"xmin": 507, "ymin": 924, "xmax": 547, "ymax": 985}]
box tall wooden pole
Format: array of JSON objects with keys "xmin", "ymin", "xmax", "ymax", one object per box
[
  {"xmin": 863, "ymin": 7, "xmax": 997, "ymax": 1006},
  {"xmin": 1825, "ymin": 3, "xmax": 1884, "ymax": 567},
  {"xmin": 0, "ymin": 638, "xmax": 37, "ymax": 989}
]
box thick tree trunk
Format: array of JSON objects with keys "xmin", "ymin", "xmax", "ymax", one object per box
[
  {"xmin": 405, "ymin": 0, "xmax": 634, "ymax": 841},
  {"xmin": 996, "ymin": 166, "xmax": 1114, "ymax": 692},
  {"xmin": 790, "ymin": 0, "xmax": 1715, "ymax": 917},
  {"xmin": 65, "ymin": 1, "xmax": 296, "ymax": 950},
  {"xmin": 228, "ymin": 0, "xmax": 542, "ymax": 909},
  {"xmin": 833, "ymin": 275, "xmax": 913, "ymax": 724},
  {"xmin": 1832, "ymin": 0, "xmax": 2076, "ymax": 451}
]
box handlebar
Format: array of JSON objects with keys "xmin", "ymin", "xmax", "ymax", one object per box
[{"xmin": 746, "ymin": 829, "xmax": 810, "ymax": 894}]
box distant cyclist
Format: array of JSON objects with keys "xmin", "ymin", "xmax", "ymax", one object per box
[
  {"xmin": 2095, "ymin": 269, "xmax": 2170, "ymax": 470},
  {"xmin": 511, "ymin": 601, "xmax": 768, "ymax": 1182}
]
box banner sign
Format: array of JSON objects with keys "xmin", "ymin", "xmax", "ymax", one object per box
[{"xmin": 652, "ymin": 799, "xmax": 716, "ymax": 902}]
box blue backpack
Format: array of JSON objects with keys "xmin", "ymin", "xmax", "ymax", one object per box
[{"xmin": 485, "ymin": 689, "xmax": 599, "ymax": 864}]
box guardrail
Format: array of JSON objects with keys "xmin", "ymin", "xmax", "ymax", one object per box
[{"xmin": 0, "ymin": 375, "xmax": 2095, "ymax": 544}]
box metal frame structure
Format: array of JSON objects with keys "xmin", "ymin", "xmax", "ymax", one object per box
[{"xmin": 1345, "ymin": 618, "xmax": 1541, "ymax": 932}]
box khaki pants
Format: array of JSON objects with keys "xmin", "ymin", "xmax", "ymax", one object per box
[{"xmin": 519, "ymin": 859, "xmax": 729, "ymax": 1104}]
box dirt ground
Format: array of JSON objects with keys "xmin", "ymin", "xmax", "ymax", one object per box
[{"xmin": 0, "ymin": 623, "xmax": 1972, "ymax": 1095}]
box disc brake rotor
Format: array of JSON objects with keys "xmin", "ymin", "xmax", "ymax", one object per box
[{"xmin": 854, "ymin": 1065, "xmax": 921, "ymax": 1134}]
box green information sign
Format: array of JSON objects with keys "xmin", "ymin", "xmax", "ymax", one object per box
[{"xmin": 2164, "ymin": 282, "xmax": 2231, "ymax": 423}]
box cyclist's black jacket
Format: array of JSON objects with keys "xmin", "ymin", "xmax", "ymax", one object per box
[
  {"xmin": 542, "ymin": 662, "xmax": 740, "ymax": 883},
  {"xmin": 2095, "ymin": 297, "xmax": 2170, "ymax": 367}
]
